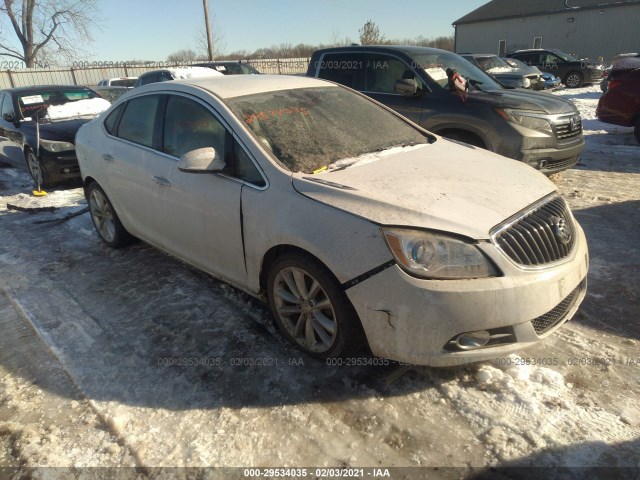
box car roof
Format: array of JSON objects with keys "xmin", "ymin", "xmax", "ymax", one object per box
[
  {"xmin": 134, "ymin": 74, "xmax": 335, "ymax": 99},
  {"xmin": 2, "ymin": 85, "xmax": 94, "ymax": 94},
  {"xmin": 312, "ymin": 45, "xmax": 450, "ymax": 56}
]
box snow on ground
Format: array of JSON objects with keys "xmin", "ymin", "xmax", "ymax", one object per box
[{"xmin": 0, "ymin": 85, "xmax": 639, "ymax": 478}]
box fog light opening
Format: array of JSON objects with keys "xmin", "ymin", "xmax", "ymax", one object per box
[
  {"xmin": 538, "ymin": 159, "xmax": 549, "ymax": 169},
  {"xmin": 62, "ymin": 167, "xmax": 71, "ymax": 174},
  {"xmin": 455, "ymin": 330, "xmax": 491, "ymax": 350}
]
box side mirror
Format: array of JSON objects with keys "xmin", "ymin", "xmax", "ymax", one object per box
[
  {"xmin": 394, "ymin": 78, "xmax": 418, "ymax": 96},
  {"xmin": 178, "ymin": 147, "xmax": 226, "ymax": 173},
  {"xmin": 3, "ymin": 112, "xmax": 15, "ymax": 123}
]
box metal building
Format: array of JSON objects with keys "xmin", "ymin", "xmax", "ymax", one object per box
[{"xmin": 453, "ymin": 0, "xmax": 640, "ymax": 62}]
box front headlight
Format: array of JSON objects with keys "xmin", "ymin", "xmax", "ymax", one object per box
[
  {"xmin": 496, "ymin": 109, "xmax": 553, "ymax": 134},
  {"xmin": 382, "ymin": 228, "xmax": 499, "ymax": 279},
  {"xmin": 39, "ymin": 139, "xmax": 75, "ymax": 153}
]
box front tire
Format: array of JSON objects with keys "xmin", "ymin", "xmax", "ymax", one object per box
[
  {"xmin": 635, "ymin": 118, "xmax": 640, "ymax": 144},
  {"xmin": 564, "ymin": 71, "xmax": 584, "ymax": 88},
  {"xmin": 25, "ymin": 149, "xmax": 52, "ymax": 189},
  {"xmin": 87, "ymin": 182, "xmax": 133, "ymax": 248},
  {"xmin": 267, "ymin": 253, "xmax": 363, "ymax": 358}
]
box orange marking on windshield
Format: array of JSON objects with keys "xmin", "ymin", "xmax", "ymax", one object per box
[{"xmin": 244, "ymin": 107, "xmax": 309, "ymax": 124}]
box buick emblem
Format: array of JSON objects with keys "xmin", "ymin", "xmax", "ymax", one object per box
[
  {"xmin": 551, "ymin": 216, "xmax": 572, "ymax": 245},
  {"xmin": 569, "ymin": 116, "xmax": 580, "ymax": 132}
]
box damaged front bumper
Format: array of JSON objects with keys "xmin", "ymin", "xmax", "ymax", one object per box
[{"xmin": 345, "ymin": 223, "xmax": 589, "ymax": 366}]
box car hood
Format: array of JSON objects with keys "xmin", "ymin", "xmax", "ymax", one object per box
[
  {"xmin": 20, "ymin": 118, "xmax": 93, "ymax": 143},
  {"xmin": 291, "ymin": 140, "xmax": 557, "ymax": 239},
  {"xmin": 471, "ymin": 88, "xmax": 578, "ymax": 114}
]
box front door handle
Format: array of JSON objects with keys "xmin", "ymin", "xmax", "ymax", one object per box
[
  {"xmin": 152, "ymin": 176, "xmax": 171, "ymax": 187},
  {"xmin": 102, "ymin": 153, "xmax": 114, "ymax": 162}
]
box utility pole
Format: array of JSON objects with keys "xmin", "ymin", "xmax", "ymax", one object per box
[{"xmin": 203, "ymin": 0, "xmax": 214, "ymax": 61}]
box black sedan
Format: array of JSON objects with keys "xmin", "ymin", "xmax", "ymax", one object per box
[{"xmin": 0, "ymin": 85, "xmax": 110, "ymax": 189}]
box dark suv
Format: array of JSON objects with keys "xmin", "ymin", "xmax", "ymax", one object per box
[
  {"xmin": 506, "ymin": 49, "xmax": 604, "ymax": 88},
  {"xmin": 307, "ymin": 45, "xmax": 584, "ymax": 174}
]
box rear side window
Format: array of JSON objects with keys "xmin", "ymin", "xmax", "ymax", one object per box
[
  {"xmin": 116, "ymin": 95, "xmax": 161, "ymax": 147},
  {"xmin": 316, "ymin": 53, "xmax": 364, "ymax": 90},
  {"xmin": 103, "ymin": 103, "xmax": 125, "ymax": 135}
]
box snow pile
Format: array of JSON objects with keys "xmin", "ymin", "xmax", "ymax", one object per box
[
  {"xmin": 432, "ymin": 352, "xmax": 639, "ymax": 466},
  {"xmin": 326, "ymin": 144, "xmax": 428, "ymax": 172},
  {"xmin": 169, "ymin": 67, "xmax": 223, "ymax": 79},
  {"xmin": 47, "ymin": 98, "xmax": 111, "ymax": 121},
  {"xmin": 486, "ymin": 66, "xmax": 514, "ymax": 73}
]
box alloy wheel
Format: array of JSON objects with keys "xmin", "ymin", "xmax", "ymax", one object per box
[
  {"xmin": 272, "ymin": 266, "xmax": 337, "ymax": 353},
  {"xmin": 89, "ymin": 188, "xmax": 116, "ymax": 243},
  {"xmin": 27, "ymin": 151, "xmax": 44, "ymax": 187}
]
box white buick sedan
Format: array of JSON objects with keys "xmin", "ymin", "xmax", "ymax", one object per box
[{"xmin": 75, "ymin": 75, "xmax": 588, "ymax": 366}]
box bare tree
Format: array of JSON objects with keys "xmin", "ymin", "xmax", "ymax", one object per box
[
  {"xmin": 0, "ymin": 0, "xmax": 98, "ymax": 67},
  {"xmin": 194, "ymin": 14, "xmax": 225, "ymax": 59},
  {"xmin": 359, "ymin": 19, "xmax": 385, "ymax": 45},
  {"xmin": 166, "ymin": 49, "xmax": 201, "ymax": 64}
]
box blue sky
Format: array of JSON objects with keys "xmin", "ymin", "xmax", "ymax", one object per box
[{"xmin": 86, "ymin": 0, "xmax": 487, "ymax": 61}]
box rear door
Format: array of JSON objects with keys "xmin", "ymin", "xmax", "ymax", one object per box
[{"xmin": 100, "ymin": 93, "xmax": 167, "ymax": 241}]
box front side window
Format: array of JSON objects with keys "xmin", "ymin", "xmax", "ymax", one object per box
[
  {"xmin": 163, "ymin": 95, "xmax": 226, "ymax": 158},
  {"xmin": 364, "ymin": 54, "xmax": 424, "ymax": 94},
  {"xmin": 227, "ymin": 86, "xmax": 429, "ymax": 174},
  {"xmin": 116, "ymin": 95, "xmax": 161, "ymax": 148},
  {"xmin": 234, "ymin": 139, "xmax": 265, "ymax": 186}
]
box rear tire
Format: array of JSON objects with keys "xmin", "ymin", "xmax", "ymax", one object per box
[
  {"xmin": 564, "ymin": 71, "xmax": 583, "ymax": 88},
  {"xmin": 87, "ymin": 182, "xmax": 133, "ymax": 248},
  {"xmin": 267, "ymin": 253, "xmax": 364, "ymax": 358},
  {"xmin": 635, "ymin": 118, "xmax": 640, "ymax": 144}
]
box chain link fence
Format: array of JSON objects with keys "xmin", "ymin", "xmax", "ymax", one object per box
[{"xmin": 0, "ymin": 58, "xmax": 311, "ymax": 90}]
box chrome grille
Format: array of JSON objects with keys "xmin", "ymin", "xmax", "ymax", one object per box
[
  {"xmin": 554, "ymin": 115, "xmax": 582, "ymax": 140},
  {"xmin": 531, "ymin": 284, "xmax": 581, "ymax": 335},
  {"xmin": 493, "ymin": 196, "xmax": 576, "ymax": 266}
]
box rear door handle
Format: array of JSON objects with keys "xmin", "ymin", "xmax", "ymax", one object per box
[
  {"xmin": 152, "ymin": 176, "xmax": 171, "ymax": 187},
  {"xmin": 102, "ymin": 153, "xmax": 114, "ymax": 162}
]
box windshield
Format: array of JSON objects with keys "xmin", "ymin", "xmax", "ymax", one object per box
[
  {"xmin": 504, "ymin": 58, "xmax": 527, "ymax": 69},
  {"xmin": 227, "ymin": 86, "xmax": 430, "ymax": 174},
  {"xmin": 551, "ymin": 49, "xmax": 578, "ymax": 62},
  {"xmin": 474, "ymin": 55, "xmax": 513, "ymax": 72},
  {"xmin": 17, "ymin": 88, "xmax": 100, "ymax": 120},
  {"xmin": 411, "ymin": 52, "xmax": 503, "ymax": 91}
]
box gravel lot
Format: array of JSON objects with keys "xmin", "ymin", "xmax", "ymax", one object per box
[{"xmin": 0, "ymin": 85, "xmax": 639, "ymax": 479}]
